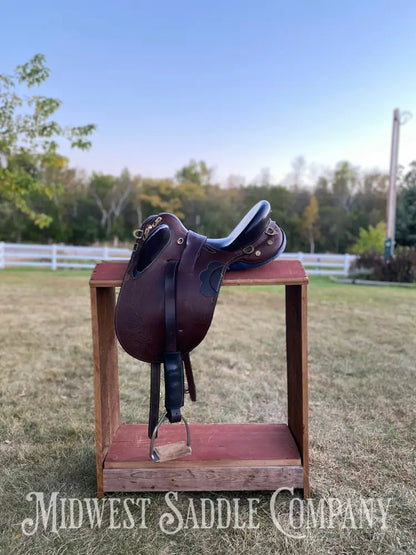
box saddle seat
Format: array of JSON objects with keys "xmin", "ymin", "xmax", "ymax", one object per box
[{"xmin": 206, "ymin": 200, "xmax": 271, "ymax": 251}]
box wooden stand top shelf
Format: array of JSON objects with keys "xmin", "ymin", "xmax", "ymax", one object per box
[{"xmin": 89, "ymin": 259, "xmax": 309, "ymax": 288}]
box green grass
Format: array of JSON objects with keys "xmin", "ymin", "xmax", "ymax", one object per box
[{"xmin": 0, "ymin": 270, "xmax": 415, "ymax": 554}]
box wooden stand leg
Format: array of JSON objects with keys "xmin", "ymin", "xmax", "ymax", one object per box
[
  {"xmin": 285, "ymin": 284, "xmax": 309, "ymax": 497},
  {"xmin": 90, "ymin": 287, "xmax": 120, "ymax": 497}
]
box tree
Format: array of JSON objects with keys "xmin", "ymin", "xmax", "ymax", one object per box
[
  {"xmin": 175, "ymin": 159, "xmax": 212, "ymax": 186},
  {"xmin": 89, "ymin": 169, "xmax": 134, "ymax": 238},
  {"xmin": 283, "ymin": 156, "xmax": 307, "ymax": 188},
  {"xmin": 138, "ymin": 178, "xmax": 183, "ymax": 221},
  {"xmin": 396, "ymin": 161, "xmax": 416, "ymax": 247},
  {"xmin": 332, "ymin": 161, "xmax": 359, "ymax": 211},
  {"xmin": 316, "ymin": 205, "xmax": 349, "ymax": 253},
  {"xmin": 225, "ymin": 174, "xmax": 245, "ymax": 188},
  {"xmin": 0, "ymin": 54, "xmax": 95, "ymax": 227},
  {"xmin": 351, "ymin": 222, "xmax": 386, "ymax": 254},
  {"xmin": 350, "ymin": 171, "xmax": 388, "ymax": 229},
  {"xmin": 175, "ymin": 180, "xmax": 207, "ymax": 228},
  {"xmin": 255, "ymin": 167, "xmax": 273, "ymax": 187},
  {"xmin": 302, "ymin": 195, "xmax": 319, "ymax": 253}
]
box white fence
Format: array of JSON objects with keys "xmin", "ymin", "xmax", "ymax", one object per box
[
  {"xmin": 0, "ymin": 242, "xmax": 356, "ymax": 275},
  {"xmin": 279, "ymin": 252, "xmax": 356, "ymax": 275},
  {"xmin": 0, "ymin": 243, "xmax": 131, "ymax": 270}
]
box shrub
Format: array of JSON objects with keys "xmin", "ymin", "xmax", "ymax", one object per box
[
  {"xmin": 351, "ymin": 222, "xmax": 386, "ymax": 255},
  {"xmin": 351, "ymin": 247, "xmax": 416, "ymax": 283}
]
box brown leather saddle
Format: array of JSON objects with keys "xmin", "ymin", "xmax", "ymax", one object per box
[{"xmin": 115, "ymin": 200, "xmax": 286, "ymax": 461}]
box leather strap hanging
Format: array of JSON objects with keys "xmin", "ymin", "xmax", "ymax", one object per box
[
  {"xmin": 148, "ymin": 363, "xmax": 161, "ymax": 439},
  {"xmin": 163, "ymin": 260, "xmax": 184, "ymax": 424},
  {"xmin": 183, "ymin": 352, "xmax": 196, "ymax": 401}
]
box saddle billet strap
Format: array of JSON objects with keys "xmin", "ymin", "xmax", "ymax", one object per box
[
  {"xmin": 164, "ymin": 259, "xmax": 184, "ymax": 424},
  {"xmin": 165, "ymin": 259, "xmax": 179, "ymax": 353},
  {"xmin": 183, "ymin": 352, "xmax": 196, "ymax": 401},
  {"xmin": 148, "ymin": 362, "xmax": 161, "ymax": 439},
  {"xmin": 175, "ymin": 230, "xmax": 207, "ymax": 404}
]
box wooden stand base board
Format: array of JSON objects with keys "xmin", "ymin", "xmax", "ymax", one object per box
[{"xmin": 103, "ymin": 423, "xmax": 304, "ymax": 492}]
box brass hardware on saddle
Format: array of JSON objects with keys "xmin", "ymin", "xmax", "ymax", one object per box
[
  {"xmin": 243, "ymin": 245, "xmax": 254, "ymax": 254},
  {"xmin": 177, "ymin": 237, "xmax": 184, "ymax": 245},
  {"xmin": 133, "ymin": 216, "xmax": 163, "ymax": 240},
  {"xmin": 266, "ymin": 226, "xmax": 278, "ymax": 236},
  {"xmin": 143, "ymin": 216, "xmax": 163, "ymax": 240},
  {"xmin": 267, "ymin": 239, "xmax": 274, "ymax": 245},
  {"xmin": 255, "ymin": 250, "xmax": 261, "ymax": 256}
]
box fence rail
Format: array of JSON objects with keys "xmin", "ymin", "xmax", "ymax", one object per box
[{"xmin": 0, "ymin": 242, "xmax": 356, "ymax": 275}]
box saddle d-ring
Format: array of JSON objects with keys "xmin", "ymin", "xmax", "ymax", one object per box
[{"xmin": 149, "ymin": 411, "xmax": 192, "ymax": 462}]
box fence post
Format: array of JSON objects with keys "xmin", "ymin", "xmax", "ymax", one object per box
[
  {"xmin": 343, "ymin": 254, "xmax": 350, "ymax": 276},
  {"xmin": 0, "ymin": 242, "xmax": 4, "ymax": 269},
  {"xmin": 51, "ymin": 245, "xmax": 57, "ymax": 271},
  {"xmin": 297, "ymin": 251, "xmax": 303, "ymax": 262},
  {"xmin": 103, "ymin": 245, "xmax": 109, "ymax": 261},
  {"xmin": 317, "ymin": 256, "xmax": 321, "ymax": 276}
]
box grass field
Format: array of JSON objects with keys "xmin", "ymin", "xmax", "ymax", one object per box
[{"xmin": 0, "ymin": 268, "xmax": 415, "ymax": 554}]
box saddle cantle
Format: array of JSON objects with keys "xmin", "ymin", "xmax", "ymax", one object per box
[{"xmin": 114, "ymin": 200, "xmax": 286, "ymax": 460}]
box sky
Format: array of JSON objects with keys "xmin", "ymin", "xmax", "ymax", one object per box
[{"xmin": 2, "ymin": 0, "xmax": 416, "ymax": 184}]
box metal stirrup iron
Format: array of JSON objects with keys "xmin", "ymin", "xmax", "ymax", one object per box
[{"xmin": 150, "ymin": 411, "xmax": 192, "ymax": 463}]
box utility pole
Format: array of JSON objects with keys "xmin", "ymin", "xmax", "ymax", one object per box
[{"xmin": 384, "ymin": 108, "xmax": 400, "ymax": 258}]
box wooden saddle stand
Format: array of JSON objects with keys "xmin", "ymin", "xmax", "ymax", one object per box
[{"xmin": 89, "ymin": 202, "xmax": 309, "ymax": 497}]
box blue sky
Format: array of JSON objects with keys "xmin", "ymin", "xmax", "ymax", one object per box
[{"xmin": 2, "ymin": 0, "xmax": 416, "ymax": 183}]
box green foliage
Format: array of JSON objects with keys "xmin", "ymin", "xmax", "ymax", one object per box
[
  {"xmin": 6, "ymin": 141, "xmax": 416, "ymax": 256},
  {"xmin": 138, "ymin": 178, "xmax": 183, "ymax": 218},
  {"xmin": 175, "ymin": 159, "xmax": 212, "ymax": 186},
  {"xmin": 0, "ymin": 54, "xmax": 95, "ymax": 226},
  {"xmin": 351, "ymin": 221, "xmax": 386, "ymax": 254},
  {"xmin": 0, "ymin": 160, "xmax": 390, "ymax": 250},
  {"xmin": 396, "ymin": 162, "xmax": 416, "ymax": 246}
]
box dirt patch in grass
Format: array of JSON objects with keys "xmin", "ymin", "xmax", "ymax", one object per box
[{"xmin": 0, "ymin": 270, "xmax": 415, "ymax": 554}]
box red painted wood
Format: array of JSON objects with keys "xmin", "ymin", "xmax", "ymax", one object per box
[
  {"xmin": 90, "ymin": 261, "xmax": 126, "ymax": 285},
  {"xmin": 105, "ymin": 423, "xmax": 301, "ymax": 467},
  {"xmin": 90, "ymin": 259, "xmax": 308, "ymax": 287},
  {"xmin": 225, "ymin": 259, "xmax": 308, "ymax": 285}
]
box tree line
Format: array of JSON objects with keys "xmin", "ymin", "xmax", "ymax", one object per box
[
  {"xmin": 1, "ymin": 156, "xmax": 416, "ymax": 253},
  {"xmin": 1, "ymin": 54, "xmax": 415, "ymax": 253}
]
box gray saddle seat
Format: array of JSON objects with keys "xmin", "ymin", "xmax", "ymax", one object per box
[{"xmin": 114, "ymin": 200, "xmax": 286, "ymax": 454}]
